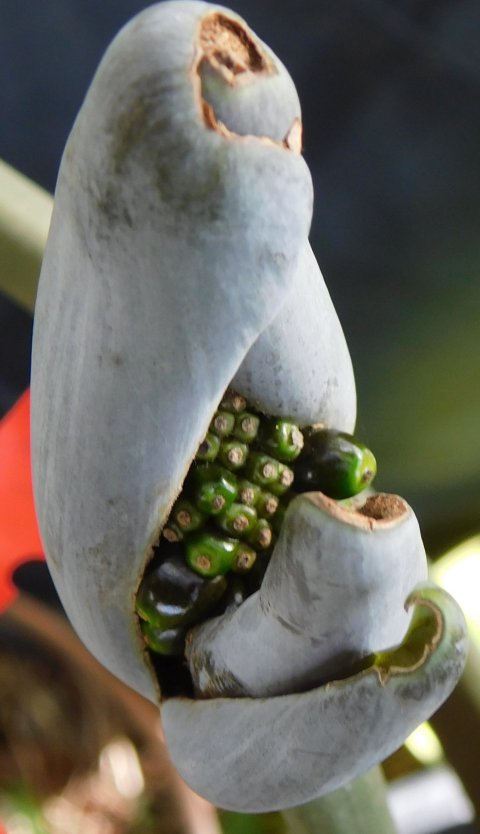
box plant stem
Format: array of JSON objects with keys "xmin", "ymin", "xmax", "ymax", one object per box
[{"xmin": 281, "ymin": 767, "xmax": 398, "ymax": 834}]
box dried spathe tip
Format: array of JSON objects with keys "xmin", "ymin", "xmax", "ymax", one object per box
[{"xmin": 198, "ymin": 13, "xmax": 273, "ymax": 85}]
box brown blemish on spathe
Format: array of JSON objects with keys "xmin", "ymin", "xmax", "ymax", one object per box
[
  {"xmin": 111, "ymin": 95, "xmax": 152, "ymax": 174},
  {"xmin": 359, "ymin": 493, "xmax": 407, "ymax": 522},
  {"xmin": 374, "ymin": 595, "xmax": 443, "ymax": 685},
  {"xmin": 195, "ymin": 12, "xmax": 301, "ymax": 154}
]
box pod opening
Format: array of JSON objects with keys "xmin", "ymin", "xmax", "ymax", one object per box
[{"xmin": 136, "ymin": 389, "xmax": 378, "ymax": 699}]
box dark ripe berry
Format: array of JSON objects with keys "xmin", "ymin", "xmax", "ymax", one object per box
[{"xmin": 135, "ymin": 547, "xmax": 227, "ymax": 631}]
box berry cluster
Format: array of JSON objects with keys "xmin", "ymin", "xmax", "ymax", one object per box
[{"xmin": 136, "ymin": 391, "xmax": 376, "ymax": 658}]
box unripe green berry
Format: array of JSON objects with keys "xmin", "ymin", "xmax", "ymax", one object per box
[
  {"xmin": 218, "ymin": 439, "xmax": 249, "ymax": 471},
  {"xmin": 185, "ymin": 531, "xmax": 238, "ymax": 577}
]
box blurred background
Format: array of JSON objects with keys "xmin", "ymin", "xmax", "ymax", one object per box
[{"xmin": 0, "ymin": 1, "xmax": 479, "ymax": 832}]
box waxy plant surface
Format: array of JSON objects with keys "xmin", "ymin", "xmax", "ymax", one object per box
[{"xmin": 31, "ymin": 1, "xmax": 467, "ymax": 813}]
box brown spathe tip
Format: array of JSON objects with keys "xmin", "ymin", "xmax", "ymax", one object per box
[
  {"xmin": 199, "ymin": 13, "xmax": 271, "ymax": 85},
  {"xmin": 358, "ymin": 493, "xmax": 407, "ymax": 522}
]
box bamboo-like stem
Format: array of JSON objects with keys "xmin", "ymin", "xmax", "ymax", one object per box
[
  {"xmin": 0, "ymin": 159, "xmax": 52, "ymax": 313},
  {"xmin": 281, "ymin": 768, "xmax": 398, "ymax": 834}
]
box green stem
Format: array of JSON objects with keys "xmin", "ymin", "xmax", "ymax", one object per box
[
  {"xmin": 281, "ymin": 768, "xmax": 398, "ymax": 834},
  {"xmin": 0, "ymin": 159, "xmax": 51, "ymax": 313}
]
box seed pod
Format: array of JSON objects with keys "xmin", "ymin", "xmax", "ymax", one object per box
[
  {"xmin": 30, "ymin": 0, "xmax": 466, "ymax": 815},
  {"xmin": 294, "ymin": 428, "xmax": 377, "ymax": 498},
  {"xmin": 30, "ymin": 0, "xmax": 352, "ymax": 702}
]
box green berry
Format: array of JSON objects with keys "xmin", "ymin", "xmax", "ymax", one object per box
[
  {"xmin": 135, "ymin": 548, "xmax": 227, "ymax": 630},
  {"xmin": 140, "ymin": 620, "xmax": 186, "ymax": 656},
  {"xmin": 185, "ymin": 531, "xmax": 238, "ymax": 577},
  {"xmin": 232, "ymin": 412, "xmax": 260, "ymax": 443},
  {"xmin": 255, "ymin": 490, "xmax": 279, "ymax": 518},
  {"xmin": 162, "ymin": 522, "xmax": 184, "ymax": 543},
  {"xmin": 196, "ymin": 432, "xmax": 221, "ymax": 462},
  {"xmin": 210, "ymin": 411, "xmax": 235, "ymax": 437},
  {"xmin": 232, "ymin": 543, "xmax": 257, "ymax": 574},
  {"xmin": 215, "ymin": 503, "xmax": 258, "ymax": 537},
  {"xmin": 171, "ymin": 499, "xmax": 206, "ymax": 532},
  {"xmin": 247, "ymin": 518, "xmax": 273, "ymax": 550},
  {"xmin": 237, "ymin": 479, "xmax": 261, "ymax": 507},
  {"xmin": 220, "ymin": 391, "xmax": 247, "ymax": 413},
  {"xmin": 259, "ymin": 418, "xmax": 304, "ymax": 462},
  {"xmin": 294, "ymin": 429, "xmax": 377, "ymax": 499},
  {"xmin": 269, "ymin": 462, "xmax": 295, "ymax": 496},
  {"xmin": 246, "ymin": 452, "xmax": 280, "ymax": 488},
  {"xmin": 217, "ymin": 439, "xmax": 249, "ymax": 471},
  {"xmin": 192, "ymin": 464, "xmax": 238, "ymax": 515}
]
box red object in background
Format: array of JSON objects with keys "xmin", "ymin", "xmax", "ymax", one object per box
[{"xmin": 0, "ymin": 389, "xmax": 44, "ymax": 612}]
